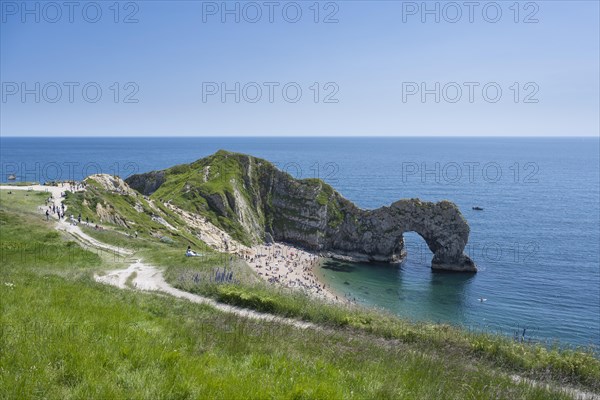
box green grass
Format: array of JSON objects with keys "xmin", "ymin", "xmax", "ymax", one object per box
[
  {"xmin": 63, "ymin": 183, "xmax": 207, "ymax": 252},
  {"xmin": 147, "ymin": 151, "xmax": 257, "ymax": 246},
  {"xmin": 166, "ymin": 259, "xmax": 600, "ymax": 392},
  {"xmin": 3, "ymin": 269, "xmax": 568, "ymax": 399},
  {"xmin": 137, "ymin": 150, "xmax": 350, "ymax": 245},
  {"xmin": 3, "ymin": 188, "xmax": 596, "ymax": 399},
  {"xmin": 60, "ymin": 185, "xmax": 600, "ymax": 393}
]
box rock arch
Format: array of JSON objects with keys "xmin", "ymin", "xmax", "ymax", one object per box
[{"xmin": 322, "ymin": 199, "xmax": 477, "ymax": 272}]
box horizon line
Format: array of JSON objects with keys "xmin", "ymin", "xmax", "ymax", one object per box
[{"xmin": 2, "ymin": 135, "xmax": 599, "ymax": 139}]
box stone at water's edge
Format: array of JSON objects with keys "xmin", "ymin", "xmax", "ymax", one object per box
[
  {"xmin": 431, "ymin": 254, "xmax": 477, "ymax": 273},
  {"xmin": 125, "ymin": 150, "xmax": 477, "ymax": 272}
]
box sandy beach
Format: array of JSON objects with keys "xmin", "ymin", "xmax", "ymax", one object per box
[{"xmin": 239, "ymin": 243, "xmax": 342, "ymax": 303}]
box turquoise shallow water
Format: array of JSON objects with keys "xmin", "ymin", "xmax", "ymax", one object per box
[{"xmin": 1, "ymin": 137, "xmax": 598, "ymax": 347}]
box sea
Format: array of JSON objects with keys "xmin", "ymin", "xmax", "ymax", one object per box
[{"xmin": 1, "ymin": 136, "xmax": 598, "ymax": 348}]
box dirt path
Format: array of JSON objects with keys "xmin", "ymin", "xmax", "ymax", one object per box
[
  {"xmin": 2, "ymin": 184, "xmax": 598, "ymax": 400},
  {"xmin": 95, "ymin": 260, "xmax": 317, "ymax": 330},
  {"xmin": 1, "ymin": 184, "xmax": 315, "ymax": 329},
  {"xmin": 0, "ymin": 184, "xmax": 132, "ymax": 257},
  {"xmin": 93, "ymin": 261, "xmax": 600, "ymax": 399},
  {"xmin": 59, "ymin": 221, "xmax": 133, "ymax": 257}
]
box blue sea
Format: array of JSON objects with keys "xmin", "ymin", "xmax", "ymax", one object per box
[{"xmin": 1, "ymin": 137, "xmax": 599, "ymax": 348}]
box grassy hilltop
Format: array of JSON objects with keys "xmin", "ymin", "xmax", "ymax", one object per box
[{"xmin": 125, "ymin": 149, "xmax": 346, "ymax": 248}]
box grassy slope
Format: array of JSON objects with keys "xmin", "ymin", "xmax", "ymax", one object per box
[
  {"xmin": 1, "ymin": 190, "xmax": 579, "ymax": 399},
  {"xmin": 147, "ymin": 151, "xmax": 257, "ymax": 246},
  {"xmin": 63, "ymin": 180, "xmax": 208, "ymax": 252},
  {"xmin": 23, "ymin": 184, "xmax": 600, "ymax": 395},
  {"xmin": 165, "ymin": 258, "xmax": 600, "ymax": 393},
  {"xmin": 140, "ymin": 150, "xmax": 344, "ymax": 246}
]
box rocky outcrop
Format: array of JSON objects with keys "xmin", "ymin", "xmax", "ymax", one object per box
[
  {"xmin": 124, "ymin": 171, "xmax": 166, "ymax": 197},
  {"xmin": 126, "ymin": 151, "xmax": 476, "ymax": 272},
  {"xmin": 95, "ymin": 202, "xmax": 131, "ymax": 228},
  {"xmin": 87, "ymin": 173, "xmax": 136, "ymax": 196}
]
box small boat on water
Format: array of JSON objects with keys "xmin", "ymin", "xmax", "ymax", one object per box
[
  {"xmin": 7, "ymin": 174, "xmax": 16, "ymax": 181},
  {"xmin": 472, "ymin": 206, "xmax": 483, "ymax": 211}
]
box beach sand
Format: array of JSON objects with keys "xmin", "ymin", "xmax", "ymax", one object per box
[{"xmin": 239, "ymin": 243, "xmax": 342, "ymax": 303}]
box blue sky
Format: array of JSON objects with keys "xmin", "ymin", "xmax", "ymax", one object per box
[{"xmin": 1, "ymin": 0, "xmax": 599, "ymax": 136}]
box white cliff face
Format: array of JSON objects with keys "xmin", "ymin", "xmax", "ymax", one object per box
[{"xmin": 88, "ymin": 173, "xmax": 137, "ymax": 196}]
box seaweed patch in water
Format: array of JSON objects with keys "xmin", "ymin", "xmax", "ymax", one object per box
[{"xmin": 321, "ymin": 260, "xmax": 355, "ymax": 272}]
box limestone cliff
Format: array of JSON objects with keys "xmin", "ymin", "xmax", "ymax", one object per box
[{"xmin": 125, "ymin": 150, "xmax": 477, "ymax": 272}]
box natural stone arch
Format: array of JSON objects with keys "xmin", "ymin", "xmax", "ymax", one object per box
[{"xmin": 322, "ymin": 199, "xmax": 477, "ymax": 272}]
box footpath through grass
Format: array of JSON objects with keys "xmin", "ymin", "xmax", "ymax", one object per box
[
  {"xmin": 69, "ymin": 184, "xmax": 600, "ymax": 395},
  {"xmin": 0, "ymin": 189, "xmax": 595, "ymax": 399}
]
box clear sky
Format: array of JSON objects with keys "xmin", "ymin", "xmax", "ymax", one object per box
[{"xmin": 1, "ymin": 0, "xmax": 599, "ymax": 136}]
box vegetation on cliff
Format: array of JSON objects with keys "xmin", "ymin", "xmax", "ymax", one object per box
[
  {"xmin": 126, "ymin": 150, "xmax": 345, "ymax": 249},
  {"xmin": 2, "ymin": 189, "xmax": 600, "ymax": 399}
]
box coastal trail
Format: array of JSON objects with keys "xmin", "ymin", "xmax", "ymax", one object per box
[
  {"xmin": 2, "ymin": 184, "xmax": 598, "ymax": 400},
  {"xmin": 0, "ymin": 184, "xmax": 132, "ymax": 257},
  {"xmin": 0, "ymin": 184, "xmax": 316, "ymax": 330},
  {"xmin": 95, "ymin": 260, "xmax": 317, "ymax": 330}
]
